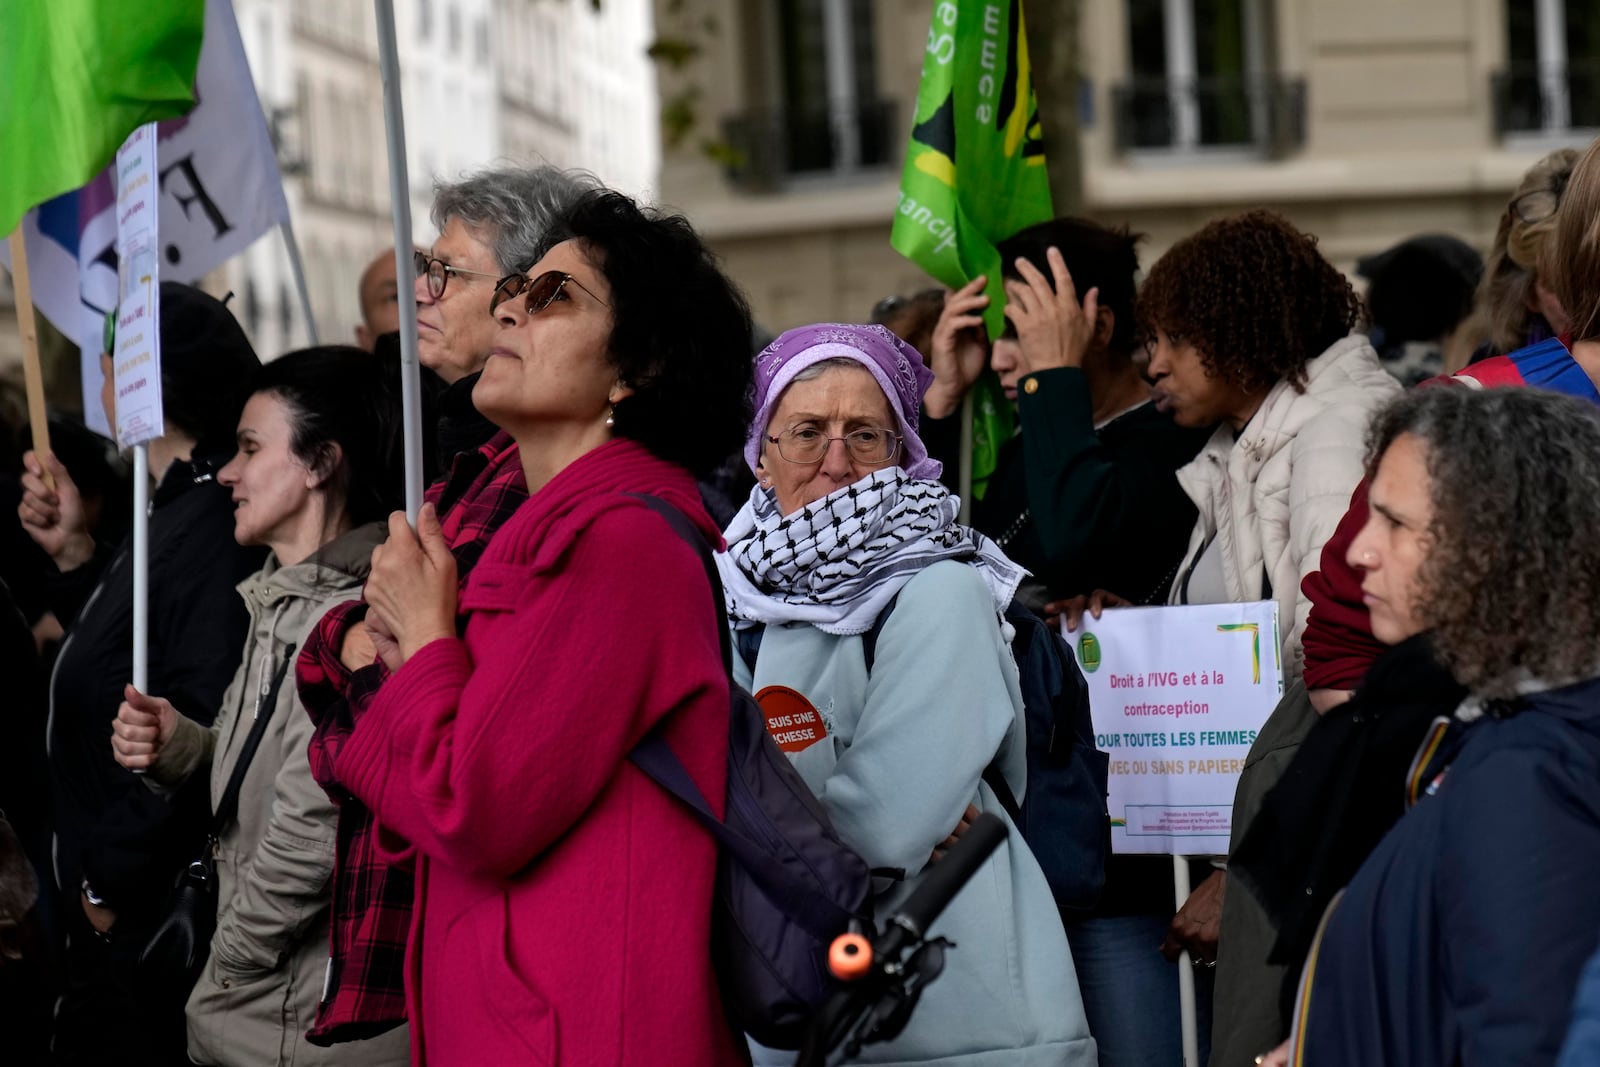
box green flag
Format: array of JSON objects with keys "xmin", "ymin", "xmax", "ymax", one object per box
[
  {"xmin": 891, "ymin": 0, "xmax": 1054, "ymax": 341},
  {"xmin": 1, "ymin": 0, "xmax": 205, "ymax": 236},
  {"xmin": 891, "ymin": 0, "xmax": 1052, "ymax": 500}
]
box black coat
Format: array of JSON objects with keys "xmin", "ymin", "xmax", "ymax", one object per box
[
  {"xmin": 47, "ymin": 454, "xmax": 264, "ymax": 916},
  {"xmin": 1229, "ymin": 633, "xmax": 1467, "ymax": 1028}
]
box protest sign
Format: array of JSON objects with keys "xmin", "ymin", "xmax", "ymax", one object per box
[
  {"xmin": 1069, "ymin": 602, "xmax": 1282, "ymax": 856},
  {"xmin": 112, "ymin": 125, "xmax": 164, "ymax": 448}
]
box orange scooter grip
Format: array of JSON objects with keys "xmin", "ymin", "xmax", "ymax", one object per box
[{"xmin": 828, "ymin": 932, "xmax": 873, "ymax": 981}]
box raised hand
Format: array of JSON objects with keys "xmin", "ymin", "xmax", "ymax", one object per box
[
  {"xmin": 923, "ymin": 277, "xmax": 991, "ymax": 419},
  {"xmin": 1003, "ymin": 247, "xmax": 1101, "ymax": 373}
]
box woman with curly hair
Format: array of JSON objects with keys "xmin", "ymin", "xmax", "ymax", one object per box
[
  {"xmin": 1098, "ymin": 210, "xmax": 1401, "ymax": 1062},
  {"xmin": 1136, "ymin": 209, "xmax": 1400, "ymax": 675},
  {"xmin": 1256, "ymin": 386, "xmax": 1600, "ymax": 1067}
]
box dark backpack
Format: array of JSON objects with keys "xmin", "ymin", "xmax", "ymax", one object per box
[
  {"xmin": 737, "ymin": 596, "xmax": 1111, "ymax": 915},
  {"xmin": 627, "ymin": 495, "xmax": 874, "ymax": 1050}
]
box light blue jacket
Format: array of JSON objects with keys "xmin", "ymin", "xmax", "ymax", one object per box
[{"xmin": 737, "ymin": 561, "xmax": 1097, "ymax": 1066}]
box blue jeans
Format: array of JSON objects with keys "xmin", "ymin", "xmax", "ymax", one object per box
[{"xmin": 1066, "ymin": 913, "xmax": 1213, "ymax": 1067}]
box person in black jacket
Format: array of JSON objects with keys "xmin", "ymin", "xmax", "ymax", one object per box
[
  {"xmin": 18, "ymin": 284, "xmax": 265, "ymax": 1066},
  {"xmin": 915, "ymin": 218, "xmax": 1212, "ymax": 1067},
  {"xmin": 920, "ymin": 218, "xmax": 1211, "ymax": 613}
]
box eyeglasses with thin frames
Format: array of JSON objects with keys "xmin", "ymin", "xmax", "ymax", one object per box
[
  {"xmin": 490, "ymin": 269, "xmax": 610, "ymax": 317},
  {"xmin": 765, "ymin": 426, "xmax": 900, "ymax": 465},
  {"xmin": 414, "ymin": 250, "xmax": 501, "ymax": 300}
]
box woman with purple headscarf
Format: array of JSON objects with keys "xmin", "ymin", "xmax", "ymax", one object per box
[{"xmin": 720, "ymin": 323, "xmax": 1098, "ymax": 1067}]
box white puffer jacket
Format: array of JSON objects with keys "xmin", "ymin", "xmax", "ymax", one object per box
[{"xmin": 1168, "ymin": 335, "xmax": 1401, "ymax": 680}]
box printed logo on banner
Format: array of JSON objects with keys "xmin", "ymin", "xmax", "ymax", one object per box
[
  {"xmin": 755, "ymin": 686, "xmax": 829, "ymax": 754},
  {"xmin": 1076, "ymin": 632, "xmax": 1102, "ymax": 673}
]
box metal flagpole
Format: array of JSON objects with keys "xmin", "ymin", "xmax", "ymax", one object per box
[
  {"xmin": 279, "ymin": 218, "xmax": 319, "ymax": 346},
  {"xmin": 372, "ymin": 0, "xmax": 424, "ymax": 522},
  {"xmin": 1175, "ymin": 855, "xmax": 1200, "ymax": 1066}
]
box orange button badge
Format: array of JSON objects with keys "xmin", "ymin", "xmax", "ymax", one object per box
[{"xmin": 755, "ymin": 686, "xmax": 829, "ymax": 753}]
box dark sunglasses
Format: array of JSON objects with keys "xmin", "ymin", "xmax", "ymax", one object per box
[{"xmin": 490, "ymin": 269, "xmax": 609, "ymax": 317}]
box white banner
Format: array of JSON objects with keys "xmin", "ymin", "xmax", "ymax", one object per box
[
  {"xmin": 112, "ymin": 126, "xmax": 164, "ymax": 448},
  {"xmin": 1, "ymin": 0, "xmax": 288, "ymax": 437},
  {"xmin": 1068, "ymin": 602, "xmax": 1283, "ymax": 856}
]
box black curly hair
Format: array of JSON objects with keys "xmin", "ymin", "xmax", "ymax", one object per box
[
  {"xmin": 1137, "ymin": 210, "xmax": 1361, "ymax": 395},
  {"xmin": 547, "ymin": 191, "xmax": 754, "ymax": 478}
]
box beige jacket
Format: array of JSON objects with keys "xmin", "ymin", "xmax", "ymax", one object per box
[
  {"xmin": 1168, "ymin": 335, "xmax": 1401, "ymax": 681},
  {"xmin": 150, "ymin": 523, "xmax": 407, "ymax": 1067}
]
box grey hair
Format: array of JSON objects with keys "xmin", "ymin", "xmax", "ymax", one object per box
[
  {"xmin": 791, "ymin": 356, "xmax": 865, "ymax": 385},
  {"xmin": 1365, "ymin": 387, "xmax": 1600, "ymax": 697},
  {"xmin": 431, "ymin": 165, "xmax": 602, "ymax": 274}
]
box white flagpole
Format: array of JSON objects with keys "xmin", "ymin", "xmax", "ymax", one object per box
[
  {"xmin": 372, "ymin": 0, "xmax": 423, "ymax": 522},
  {"xmin": 279, "ymin": 219, "xmax": 319, "ymax": 346},
  {"xmin": 1175, "ymin": 855, "xmax": 1200, "ymax": 1066},
  {"xmin": 132, "ymin": 444, "xmax": 150, "ymax": 695}
]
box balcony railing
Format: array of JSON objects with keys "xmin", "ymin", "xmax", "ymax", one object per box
[
  {"xmin": 721, "ymin": 99, "xmax": 898, "ymax": 193},
  {"xmin": 1492, "ymin": 63, "xmax": 1600, "ymax": 137},
  {"xmin": 1111, "ymin": 76, "xmax": 1306, "ymax": 158}
]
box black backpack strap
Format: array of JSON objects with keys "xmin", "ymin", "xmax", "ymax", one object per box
[
  {"xmin": 734, "ymin": 626, "xmax": 764, "ymax": 674},
  {"xmin": 627, "ymin": 494, "xmax": 733, "ymax": 676},
  {"xmin": 982, "ymin": 765, "xmax": 1023, "ymax": 825},
  {"xmin": 858, "ymin": 595, "xmax": 897, "ymax": 673},
  {"xmin": 209, "ymin": 644, "xmax": 296, "ymax": 838}
]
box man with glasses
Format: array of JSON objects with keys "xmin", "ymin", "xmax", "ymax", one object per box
[{"xmin": 296, "ymin": 164, "xmax": 598, "ymax": 1047}]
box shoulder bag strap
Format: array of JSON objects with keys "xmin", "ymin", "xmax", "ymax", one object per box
[
  {"xmin": 627, "ymin": 494, "xmax": 733, "ymax": 675},
  {"xmin": 209, "ymin": 643, "xmax": 297, "ymax": 838}
]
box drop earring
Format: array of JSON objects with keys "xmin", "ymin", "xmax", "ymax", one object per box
[{"xmin": 605, "ymin": 407, "xmax": 615, "ymax": 428}]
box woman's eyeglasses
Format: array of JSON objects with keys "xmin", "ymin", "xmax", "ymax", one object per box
[
  {"xmin": 414, "ymin": 250, "xmax": 501, "ymax": 299},
  {"xmin": 490, "ymin": 270, "xmax": 609, "ymax": 317},
  {"xmin": 766, "ymin": 426, "xmax": 900, "ymax": 465}
]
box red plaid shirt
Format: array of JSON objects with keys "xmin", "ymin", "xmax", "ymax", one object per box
[{"xmin": 297, "ymin": 431, "xmax": 527, "ymax": 1043}]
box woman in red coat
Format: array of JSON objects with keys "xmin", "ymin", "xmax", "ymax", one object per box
[{"xmin": 331, "ymin": 190, "xmax": 756, "ymax": 1066}]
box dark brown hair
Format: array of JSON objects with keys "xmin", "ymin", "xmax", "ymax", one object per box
[{"xmin": 1137, "ymin": 210, "xmax": 1361, "ymax": 395}]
